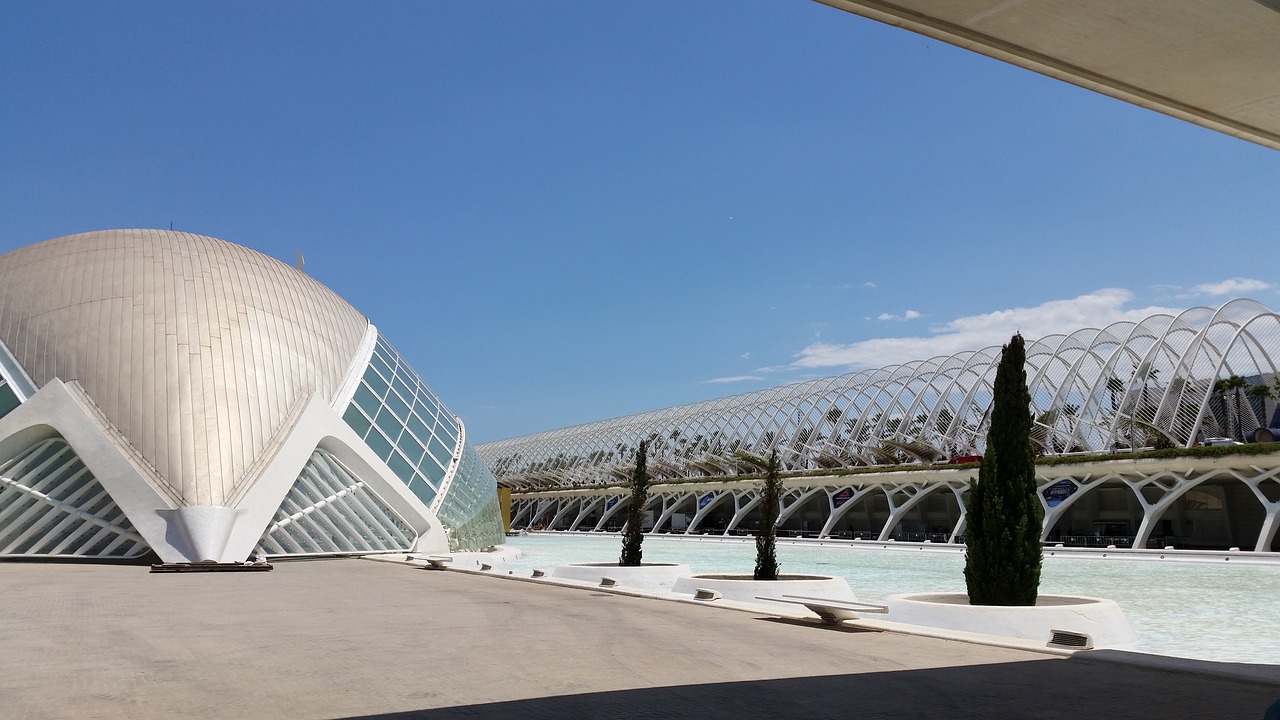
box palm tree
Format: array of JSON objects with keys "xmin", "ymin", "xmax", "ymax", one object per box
[
  {"xmin": 1250, "ymin": 382, "xmax": 1275, "ymax": 431},
  {"xmin": 1214, "ymin": 375, "xmax": 1249, "ymax": 440},
  {"xmin": 1105, "ymin": 375, "xmax": 1125, "ymax": 411}
]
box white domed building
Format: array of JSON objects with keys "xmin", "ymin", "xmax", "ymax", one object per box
[{"xmin": 0, "ymin": 229, "xmax": 503, "ymax": 563}]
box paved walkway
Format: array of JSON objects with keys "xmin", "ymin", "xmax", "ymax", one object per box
[{"xmin": 3, "ymin": 559, "xmax": 1278, "ymax": 719}]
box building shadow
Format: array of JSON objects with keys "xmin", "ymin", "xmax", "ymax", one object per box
[{"xmin": 331, "ymin": 654, "xmax": 1280, "ymax": 720}]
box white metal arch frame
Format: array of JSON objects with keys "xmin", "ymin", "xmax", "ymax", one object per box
[{"xmin": 479, "ymin": 300, "xmax": 1280, "ymax": 489}]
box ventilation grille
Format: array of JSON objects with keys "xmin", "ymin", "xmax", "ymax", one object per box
[
  {"xmin": 255, "ymin": 448, "xmax": 416, "ymax": 556},
  {"xmin": 1048, "ymin": 630, "xmax": 1094, "ymax": 649},
  {"xmin": 0, "ymin": 438, "xmax": 149, "ymax": 558}
]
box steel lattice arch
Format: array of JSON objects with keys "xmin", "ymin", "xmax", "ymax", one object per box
[{"xmin": 479, "ymin": 299, "xmax": 1280, "ymax": 490}]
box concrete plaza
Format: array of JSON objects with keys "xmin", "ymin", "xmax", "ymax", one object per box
[{"xmin": 3, "ymin": 559, "xmax": 1278, "ymax": 719}]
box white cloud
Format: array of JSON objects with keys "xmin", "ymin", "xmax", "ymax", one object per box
[
  {"xmin": 739, "ymin": 351, "xmax": 751, "ymax": 360},
  {"xmin": 703, "ymin": 375, "xmax": 765, "ymax": 384},
  {"xmin": 792, "ymin": 289, "xmax": 1181, "ymax": 370},
  {"xmin": 1194, "ymin": 278, "xmax": 1270, "ymax": 296},
  {"xmin": 863, "ymin": 281, "xmax": 878, "ymax": 289},
  {"xmin": 877, "ymin": 309, "xmax": 921, "ymax": 321}
]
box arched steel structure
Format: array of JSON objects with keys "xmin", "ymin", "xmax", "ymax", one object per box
[{"xmin": 479, "ymin": 300, "xmax": 1280, "ymax": 490}]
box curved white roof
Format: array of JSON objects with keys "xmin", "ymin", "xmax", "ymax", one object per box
[
  {"xmin": 0, "ymin": 229, "xmax": 369, "ymax": 505},
  {"xmin": 480, "ymin": 300, "xmax": 1280, "ymax": 488}
]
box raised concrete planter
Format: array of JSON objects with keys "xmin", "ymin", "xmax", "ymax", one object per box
[
  {"xmin": 550, "ymin": 562, "xmax": 692, "ymax": 590},
  {"xmin": 671, "ymin": 573, "xmax": 856, "ymax": 604},
  {"xmin": 886, "ymin": 592, "xmax": 1138, "ymax": 649}
]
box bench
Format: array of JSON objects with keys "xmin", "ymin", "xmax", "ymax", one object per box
[
  {"xmin": 423, "ymin": 556, "xmax": 453, "ymax": 570},
  {"xmin": 755, "ymin": 594, "xmax": 889, "ymax": 625}
]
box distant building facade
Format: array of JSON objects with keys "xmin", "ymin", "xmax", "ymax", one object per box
[{"xmin": 480, "ymin": 300, "xmax": 1280, "ymax": 551}]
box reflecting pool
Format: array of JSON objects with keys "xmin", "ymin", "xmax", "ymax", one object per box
[{"xmin": 500, "ymin": 533, "xmax": 1280, "ymax": 665}]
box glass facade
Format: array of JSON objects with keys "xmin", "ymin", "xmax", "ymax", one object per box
[
  {"xmin": 435, "ymin": 441, "xmax": 505, "ymax": 551},
  {"xmin": 256, "ymin": 448, "xmax": 416, "ymax": 556},
  {"xmin": 0, "ymin": 438, "xmax": 149, "ymax": 558},
  {"xmin": 342, "ymin": 333, "xmax": 503, "ymax": 550},
  {"xmin": 342, "ymin": 335, "xmax": 461, "ymax": 507}
]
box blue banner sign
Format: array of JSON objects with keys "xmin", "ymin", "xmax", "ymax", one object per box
[
  {"xmin": 698, "ymin": 493, "xmax": 715, "ymax": 510},
  {"xmin": 605, "ymin": 497, "xmax": 619, "ymax": 510},
  {"xmin": 1042, "ymin": 479, "xmax": 1078, "ymax": 508}
]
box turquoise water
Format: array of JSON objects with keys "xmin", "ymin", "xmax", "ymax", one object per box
[{"xmin": 499, "ymin": 534, "xmax": 1280, "ymax": 665}]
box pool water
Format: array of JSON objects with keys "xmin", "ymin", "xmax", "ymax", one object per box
[{"xmin": 499, "ymin": 534, "xmax": 1280, "ymax": 665}]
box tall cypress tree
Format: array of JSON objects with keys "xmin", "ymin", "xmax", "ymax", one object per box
[
  {"xmin": 619, "ymin": 440, "xmax": 649, "ymax": 566},
  {"xmin": 754, "ymin": 449, "xmax": 782, "ymax": 580},
  {"xmin": 964, "ymin": 333, "xmax": 1043, "ymax": 605}
]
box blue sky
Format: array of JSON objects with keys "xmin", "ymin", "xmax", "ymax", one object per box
[{"xmin": 3, "ymin": 2, "xmax": 1278, "ymax": 443}]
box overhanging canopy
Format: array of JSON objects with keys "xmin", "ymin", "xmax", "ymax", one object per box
[{"xmin": 814, "ymin": 0, "xmax": 1280, "ymax": 151}]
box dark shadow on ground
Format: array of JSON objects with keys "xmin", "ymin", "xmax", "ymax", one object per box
[{"xmin": 331, "ymin": 654, "xmax": 1280, "ymax": 720}]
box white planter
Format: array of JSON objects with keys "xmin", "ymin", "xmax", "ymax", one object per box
[
  {"xmin": 886, "ymin": 592, "xmax": 1138, "ymax": 649},
  {"xmin": 671, "ymin": 573, "xmax": 855, "ymax": 604},
  {"xmin": 550, "ymin": 562, "xmax": 692, "ymax": 590}
]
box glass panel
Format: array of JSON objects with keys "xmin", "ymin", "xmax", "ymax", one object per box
[
  {"xmin": 419, "ymin": 456, "xmax": 446, "ymax": 484},
  {"xmin": 364, "ymin": 370, "xmax": 389, "ymax": 398},
  {"xmin": 386, "ymin": 450, "xmax": 414, "ymax": 485},
  {"xmin": 409, "ymin": 477, "xmax": 437, "ymax": 505},
  {"xmin": 427, "ymin": 435, "xmax": 452, "ymax": 467},
  {"xmin": 406, "ymin": 413, "xmax": 432, "ymax": 443},
  {"xmin": 416, "ymin": 394, "xmax": 440, "ymax": 419},
  {"xmin": 398, "ymin": 433, "xmax": 425, "ymax": 465},
  {"xmin": 369, "ymin": 353, "xmax": 393, "ymax": 384},
  {"xmin": 342, "ymin": 405, "xmax": 372, "ymax": 437},
  {"xmin": 437, "ymin": 419, "xmax": 458, "ymax": 444},
  {"xmin": 364, "ymin": 429, "xmax": 393, "ymax": 460},
  {"xmin": 385, "ymin": 390, "xmax": 410, "ymax": 421},
  {"xmin": 353, "ymin": 384, "xmax": 380, "ymax": 414},
  {"xmin": 374, "ymin": 408, "xmax": 403, "ymax": 442},
  {"xmin": 0, "ymin": 384, "xmax": 18, "ymax": 419},
  {"xmin": 391, "ymin": 375, "xmax": 415, "ymax": 404}
]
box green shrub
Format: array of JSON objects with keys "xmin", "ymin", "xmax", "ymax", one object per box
[
  {"xmin": 964, "ymin": 334, "xmax": 1043, "ymax": 606},
  {"xmin": 619, "ymin": 441, "xmax": 649, "ymax": 566}
]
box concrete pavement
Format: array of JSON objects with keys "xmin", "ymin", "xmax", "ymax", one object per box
[{"xmin": 3, "ymin": 558, "xmax": 1278, "ymax": 719}]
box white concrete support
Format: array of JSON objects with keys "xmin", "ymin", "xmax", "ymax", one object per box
[
  {"xmin": 568, "ymin": 497, "xmax": 604, "ymax": 531},
  {"xmin": 592, "ymin": 495, "xmax": 627, "ymax": 531},
  {"xmin": 527, "ymin": 499, "xmax": 557, "ymax": 529},
  {"xmin": 1255, "ymin": 506, "xmax": 1280, "ymax": 553},
  {"xmin": 0, "ymin": 381, "xmax": 452, "ymax": 563},
  {"xmin": 817, "ymin": 485, "xmax": 877, "ymax": 538},
  {"xmin": 723, "ymin": 489, "xmax": 762, "ymax": 535},
  {"xmin": 1126, "ymin": 471, "xmax": 1208, "ymax": 550},
  {"xmin": 880, "ymin": 483, "xmax": 946, "ymax": 540},
  {"xmin": 686, "ymin": 490, "xmax": 730, "ymax": 533},
  {"xmin": 546, "ymin": 498, "xmax": 579, "ymax": 530},
  {"xmin": 1242, "ymin": 466, "xmax": 1280, "ymax": 552},
  {"xmin": 510, "ymin": 500, "xmax": 536, "ymax": 529},
  {"xmin": 1039, "ymin": 474, "xmax": 1119, "ymax": 542},
  {"xmin": 171, "ymin": 506, "xmax": 238, "ymax": 563},
  {"xmin": 652, "ymin": 492, "xmax": 695, "ymax": 533},
  {"xmin": 509, "ymin": 452, "xmax": 1280, "ymax": 552},
  {"xmin": 776, "ymin": 487, "xmax": 825, "ymax": 528},
  {"xmin": 948, "ymin": 483, "xmax": 969, "ymax": 543}
]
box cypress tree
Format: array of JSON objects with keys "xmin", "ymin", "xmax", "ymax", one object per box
[
  {"xmin": 619, "ymin": 440, "xmax": 649, "ymax": 566},
  {"xmin": 964, "ymin": 333, "xmax": 1043, "ymax": 605},
  {"xmin": 754, "ymin": 448, "xmax": 782, "ymax": 580}
]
